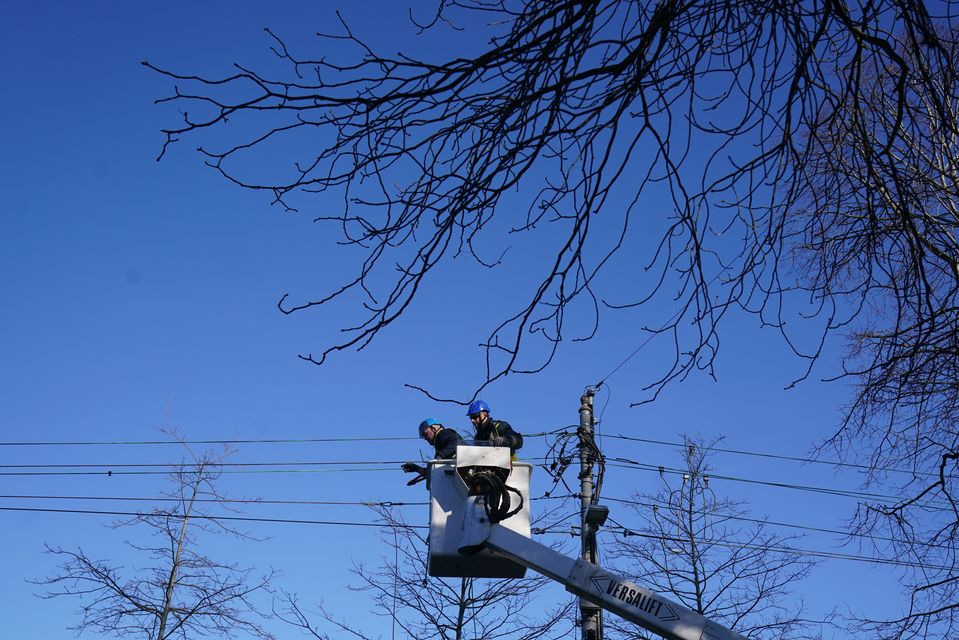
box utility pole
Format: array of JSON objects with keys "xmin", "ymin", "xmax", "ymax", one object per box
[{"xmin": 579, "ymin": 388, "xmax": 602, "ymax": 640}]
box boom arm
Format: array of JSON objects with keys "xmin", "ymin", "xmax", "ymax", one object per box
[{"xmin": 459, "ymin": 497, "xmax": 750, "ymax": 640}]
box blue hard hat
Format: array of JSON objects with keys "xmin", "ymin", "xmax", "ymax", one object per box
[
  {"xmin": 418, "ymin": 418, "xmax": 440, "ymax": 438},
  {"xmin": 466, "ymin": 400, "xmax": 490, "ymax": 417}
]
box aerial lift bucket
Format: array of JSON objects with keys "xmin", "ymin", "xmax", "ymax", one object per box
[{"xmin": 427, "ymin": 444, "xmax": 532, "ymax": 578}]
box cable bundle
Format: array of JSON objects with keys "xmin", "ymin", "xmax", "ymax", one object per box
[{"xmin": 467, "ymin": 470, "xmax": 524, "ymax": 523}]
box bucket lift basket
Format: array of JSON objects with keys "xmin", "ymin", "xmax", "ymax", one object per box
[{"xmin": 427, "ymin": 444, "xmax": 532, "ymax": 578}]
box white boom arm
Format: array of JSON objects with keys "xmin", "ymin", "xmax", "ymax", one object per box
[{"xmin": 459, "ymin": 497, "xmax": 750, "ymax": 640}]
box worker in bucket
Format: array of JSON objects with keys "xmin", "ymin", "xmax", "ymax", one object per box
[
  {"xmin": 467, "ymin": 400, "xmax": 523, "ymax": 458},
  {"xmin": 401, "ymin": 418, "xmax": 464, "ymax": 486}
]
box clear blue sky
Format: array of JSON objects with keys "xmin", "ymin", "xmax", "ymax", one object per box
[{"xmin": 1, "ymin": 2, "xmax": 908, "ymax": 638}]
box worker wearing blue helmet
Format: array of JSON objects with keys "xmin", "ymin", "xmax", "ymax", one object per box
[
  {"xmin": 402, "ymin": 418, "xmax": 464, "ymax": 486},
  {"xmin": 418, "ymin": 418, "xmax": 463, "ymax": 459},
  {"xmin": 467, "ymin": 400, "xmax": 523, "ymax": 456}
]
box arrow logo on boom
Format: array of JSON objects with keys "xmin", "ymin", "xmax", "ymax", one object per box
[{"xmin": 586, "ymin": 568, "xmax": 679, "ymax": 622}]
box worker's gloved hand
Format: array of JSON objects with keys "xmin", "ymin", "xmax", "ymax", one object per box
[
  {"xmin": 402, "ymin": 463, "xmax": 428, "ymax": 487},
  {"xmin": 491, "ymin": 436, "xmax": 507, "ymax": 447},
  {"xmin": 406, "ymin": 473, "xmax": 427, "ymax": 486}
]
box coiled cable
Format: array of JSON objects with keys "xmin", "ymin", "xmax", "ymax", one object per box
[{"xmin": 467, "ymin": 470, "xmax": 524, "ymax": 523}]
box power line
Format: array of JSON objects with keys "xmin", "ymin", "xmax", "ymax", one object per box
[
  {"xmin": 4, "ymin": 427, "xmax": 951, "ymax": 489},
  {"xmin": 1, "ymin": 436, "xmax": 940, "ymax": 515},
  {"xmin": 0, "ymin": 460, "xmax": 411, "ymax": 469},
  {"xmin": 0, "ymin": 493, "xmax": 566, "ymax": 507},
  {"xmin": 605, "ymin": 459, "xmax": 918, "ymax": 505},
  {"xmin": 0, "ymin": 431, "xmax": 562, "ymax": 448},
  {"xmin": 0, "ymin": 436, "xmax": 415, "ymax": 447},
  {"xmin": 0, "ymin": 505, "xmax": 428, "ymax": 529},
  {"xmin": 604, "ymin": 433, "xmax": 955, "ymax": 481},
  {"xmin": 0, "ymin": 455, "xmax": 924, "ymax": 509},
  {"xmin": 595, "ymin": 329, "xmax": 660, "ymax": 388},
  {"xmin": 601, "ymin": 516, "xmax": 954, "ymax": 572},
  {"xmin": 3, "ymin": 454, "xmax": 935, "ymax": 519},
  {"xmin": 0, "ymin": 456, "xmax": 545, "ymax": 477},
  {"xmin": 9, "ymin": 429, "xmax": 950, "ymax": 488},
  {"xmin": 1, "ymin": 505, "xmax": 941, "ymax": 569},
  {"xmin": 0, "ymin": 456, "xmax": 549, "ymax": 469},
  {"xmin": 601, "ymin": 495, "xmax": 950, "ymax": 552},
  {"xmin": 0, "ymin": 494, "xmax": 428, "ymax": 507},
  {"xmin": 594, "ymin": 270, "xmax": 729, "ymax": 388},
  {"xmin": 0, "ymin": 467, "xmax": 399, "ymax": 477},
  {"xmin": 0, "ymin": 505, "xmax": 567, "ymax": 534},
  {"xmin": 3, "ymin": 500, "xmax": 948, "ymax": 571},
  {"xmin": 6, "ymin": 488, "xmax": 944, "ymax": 564}
]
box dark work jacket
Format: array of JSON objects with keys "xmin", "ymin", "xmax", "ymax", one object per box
[
  {"xmin": 474, "ymin": 418, "xmax": 523, "ymax": 452},
  {"xmin": 433, "ymin": 427, "xmax": 464, "ymax": 459}
]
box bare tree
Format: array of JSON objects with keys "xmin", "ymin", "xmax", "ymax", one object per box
[
  {"xmin": 276, "ymin": 505, "xmax": 574, "ymax": 640},
  {"xmin": 34, "ymin": 444, "xmax": 275, "ymax": 640},
  {"xmin": 605, "ymin": 436, "xmax": 822, "ymax": 640},
  {"xmin": 145, "ymin": 0, "xmax": 955, "ymax": 400},
  {"xmin": 800, "ymin": 24, "xmax": 959, "ymax": 640}
]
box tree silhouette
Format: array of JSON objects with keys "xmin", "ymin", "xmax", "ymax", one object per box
[
  {"xmin": 276, "ymin": 505, "xmax": 574, "ymax": 640},
  {"xmin": 806, "ymin": 26, "xmax": 959, "ymax": 639},
  {"xmin": 34, "ymin": 444, "xmax": 275, "ymax": 640},
  {"xmin": 606, "ymin": 436, "xmax": 823, "ymax": 640}
]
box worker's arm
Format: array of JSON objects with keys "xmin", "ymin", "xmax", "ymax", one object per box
[
  {"xmin": 493, "ymin": 420, "xmax": 523, "ymax": 451},
  {"xmin": 434, "ymin": 429, "xmax": 463, "ymax": 459},
  {"xmin": 401, "ymin": 462, "xmax": 427, "ymax": 485}
]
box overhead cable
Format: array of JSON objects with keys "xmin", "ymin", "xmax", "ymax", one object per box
[
  {"xmin": 605, "ymin": 433, "xmax": 953, "ymax": 480},
  {"xmin": 601, "ymin": 495, "xmax": 951, "ymax": 551},
  {"xmin": 0, "ymin": 505, "xmax": 428, "ymax": 529},
  {"xmin": 601, "ymin": 517, "xmax": 954, "ymax": 572},
  {"xmin": 605, "ymin": 459, "xmax": 929, "ymax": 505},
  {"xmin": 0, "ymin": 431, "xmax": 561, "ymax": 448}
]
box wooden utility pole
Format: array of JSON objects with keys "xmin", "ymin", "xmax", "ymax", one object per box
[{"xmin": 579, "ymin": 388, "xmax": 602, "ymax": 640}]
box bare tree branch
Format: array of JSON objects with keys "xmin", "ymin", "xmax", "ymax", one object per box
[
  {"xmin": 276, "ymin": 504, "xmax": 575, "ymax": 640},
  {"xmin": 33, "ymin": 438, "xmax": 275, "ymax": 640},
  {"xmin": 606, "ymin": 436, "xmax": 826, "ymax": 640}
]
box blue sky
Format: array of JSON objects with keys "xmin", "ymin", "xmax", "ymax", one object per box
[{"xmin": 0, "ymin": 2, "xmax": 913, "ymax": 638}]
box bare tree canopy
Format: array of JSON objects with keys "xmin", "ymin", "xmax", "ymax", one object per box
[
  {"xmin": 34, "ymin": 446, "xmax": 275, "ymax": 640},
  {"xmin": 147, "ymin": 0, "xmax": 956, "ymax": 398},
  {"xmin": 148, "ymin": 2, "xmax": 959, "ymax": 636},
  {"xmin": 277, "ymin": 505, "xmax": 573, "ymax": 640},
  {"xmin": 606, "ymin": 436, "xmax": 823, "ymax": 640}
]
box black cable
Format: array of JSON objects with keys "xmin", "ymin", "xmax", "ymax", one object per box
[
  {"xmin": 601, "ymin": 495, "xmax": 952, "ymax": 551},
  {"xmin": 594, "ymin": 327, "xmax": 661, "ymax": 388},
  {"xmin": 604, "ymin": 459, "xmax": 930, "ymax": 505},
  {"xmin": 468, "ymin": 471, "xmax": 524, "ymax": 524},
  {"xmin": 602, "ymin": 516, "xmax": 955, "ymax": 572},
  {"xmin": 594, "ymin": 271, "xmax": 727, "ymax": 389},
  {"xmin": 0, "ymin": 505, "xmax": 568, "ymax": 537},
  {"xmin": 0, "ymin": 436, "xmax": 415, "ymax": 447},
  {"xmin": 0, "ymin": 456, "xmax": 552, "ymax": 477},
  {"xmin": 5, "ymin": 500, "xmax": 941, "ymax": 569},
  {"xmin": 0, "ymin": 456, "xmax": 550, "ymax": 470},
  {"xmin": 0, "ymin": 492, "xmax": 564, "ymax": 505},
  {"xmin": 0, "ymin": 467, "xmax": 399, "ymax": 477},
  {"xmin": 488, "ymin": 484, "xmax": 524, "ymax": 524},
  {"xmin": 0, "ymin": 494, "xmax": 427, "ymax": 507},
  {"xmin": 0, "ymin": 505, "xmax": 428, "ymax": 529},
  {"xmin": 0, "ymin": 432, "xmax": 561, "ymax": 448},
  {"xmin": 9, "ymin": 454, "xmax": 940, "ymax": 524},
  {"xmin": 0, "ymin": 460, "xmax": 410, "ymax": 469},
  {"xmin": 604, "ymin": 433, "xmax": 957, "ymax": 481}
]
